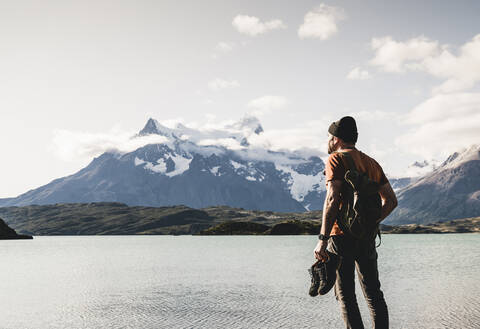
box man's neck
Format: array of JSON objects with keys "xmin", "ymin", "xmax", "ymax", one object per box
[{"xmin": 338, "ymin": 145, "xmax": 356, "ymax": 151}]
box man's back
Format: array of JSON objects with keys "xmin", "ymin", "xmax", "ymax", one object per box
[
  {"xmin": 325, "ymin": 148, "xmax": 388, "ymax": 187},
  {"xmin": 325, "ymin": 148, "xmax": 389, "ymax": 236}
]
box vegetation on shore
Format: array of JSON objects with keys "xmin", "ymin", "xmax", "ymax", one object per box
[
  {"xmin": 380, "ymin": 217, "xmax": 480, "ymax": 234},
  {"xmin": 0, "ymin": 203, "xmax": 322, "ymax": 235},
  {"xmin": 199, "ymin": 218, "xmax": 480, "ymax": 235},
  {"xmin": 0, "ymin": 202, "xmax": 477, "ymax": 236},
  {"xmin": 199, "ymin": 220, "xmax": 321, "ymax": 235}
]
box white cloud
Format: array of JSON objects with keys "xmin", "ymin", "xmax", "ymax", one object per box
[
  {"xmin": 425, "ymin": 35, "xmax": 480, "ymax": 93},
  {"xmin": 298, "ymin": 4, "xmax": 345, "ymax": 40},
  {"xmin": 197, "ymin": 138, "xmax": 244, "ymax": 150},
  {"xmin": 347, "ymin": 67, "xmax": 371, "ymax": 80},
  {"xmin": 403, "ymin": 92, "xmax": 480, "ymax": 125},
  {"xmin": 404, "ymin": 159, "xmax": 440, "ymax": 178},
  {"xmin": 365, "ymin": 34, "xmax": 480, "ymax": 166},
  {"xmin": 52, "ymin": 113, "xmax": 407, "ymax": 174},
  {"xmin": 247, "ymin": 95, "xmax": 288, "ymax": 116},
  {"xmin": 161, "ymin": 115, "xmax": 329, "ymax": 159},
  {"xmin": 369, "ymin": 34, "xmax": 480, "ymax": 93},
  {"xmin": 395, "ymin": 92, "xmax": 480, "ymax": 158},
  {"xmin": 369, "ymin": 36, "xmax": 439, "ymax": 73},
  {"xmin": 232, "ymin": 15, "xmax": 286, "ymax": 36},
  {"xmin": 208, "ymin": 78, "xmax": 240, "ymax": 91},
  {"xmin": 247, "ymin": 123, "xmax": 328, "ymax": 156},
  {"xmin": 51, "ymin": 129, "xmax": 169, "ymax": 161}
]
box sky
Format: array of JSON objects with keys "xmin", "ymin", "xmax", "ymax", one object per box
[{"xmin": 0, "ymin": 0, "xmax": 479, "ymax": 198}]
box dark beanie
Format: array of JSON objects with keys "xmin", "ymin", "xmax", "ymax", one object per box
[{"xmin": 328, "ymin": 116, "xmax": 358, "ymax": 143}]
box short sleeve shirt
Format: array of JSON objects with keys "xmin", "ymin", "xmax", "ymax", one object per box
[{"xmin": 325, "ymin": 148, "xmax": 389, "ymax": 236}]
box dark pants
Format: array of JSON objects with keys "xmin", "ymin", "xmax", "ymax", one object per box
[{"xmin": 327, "ymin": 234, "xmax": 389, "ymax": 329}]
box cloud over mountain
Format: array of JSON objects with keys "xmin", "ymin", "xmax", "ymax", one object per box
[
  {"xmin": 396, "ymin": 92, "xmax": 480, "ymax": 158},
  {"xmin": 51, "ymin": 115, "xmax": 328, "ymax": 164}
]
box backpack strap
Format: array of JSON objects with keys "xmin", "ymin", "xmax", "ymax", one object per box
[{"xmin": 376, "ymin": 230, "xmax": 382, "ymax": 248}]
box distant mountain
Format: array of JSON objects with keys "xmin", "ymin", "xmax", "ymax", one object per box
[
  {"xmin": 0, "ymin": 116, "xmax": 326, "ymax": 212},
  {"xmin": 386, "ymin": 145, "xmax": 480, "ymax": 225},
  {"xmin": 388, "ymin": 159, "xmax": 441, "ymax": 193}
]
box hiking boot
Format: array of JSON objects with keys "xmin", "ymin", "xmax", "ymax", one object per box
[
  {"xmin": 308, "ymin": 251, "xmax": 339, "ymax": 296},
  {"xmin": 308, "ymin": 260, "xmax": 321, "ymax": 297}
]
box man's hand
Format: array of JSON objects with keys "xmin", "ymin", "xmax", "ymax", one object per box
[{"xmin": 313, "ymin": 240, "xmax": 329, "ymax": 262}]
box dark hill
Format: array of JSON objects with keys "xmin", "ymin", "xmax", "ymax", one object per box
[{"xmin": 0, "ymin": 218, "xmax": 32, "ymax": 239}]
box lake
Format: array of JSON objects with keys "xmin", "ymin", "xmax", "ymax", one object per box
[{"xmin": 1, "ymin": 234, "xmax": 479, "ymax": 328}]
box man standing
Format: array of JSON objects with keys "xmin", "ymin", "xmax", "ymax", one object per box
[{"xmin": 313, "ymin": 116, "xmax": 397, "ymax": 329}]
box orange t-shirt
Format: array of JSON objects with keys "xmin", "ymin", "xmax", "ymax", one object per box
[{"xmin": 324, "ymin": 148, "xmax": 389, "ymax": 236}]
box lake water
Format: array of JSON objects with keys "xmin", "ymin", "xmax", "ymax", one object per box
[{"xmin": 1, "ymin": 234, "xmax": 479, "ymax": 329}]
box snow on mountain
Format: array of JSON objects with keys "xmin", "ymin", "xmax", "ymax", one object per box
[
  {"xmin": 134, "ymin": 153, "xmax": 193, "ymax": 177},
  {"xmin": 439, "ymin": 144, "xmax": 480, "ymax": 169},
  {"xmin": 138, "ymin": 115, "xmax": 264, "ymax": 149},
  {"xmin": 0, "ymin": 116, "xmax": 327, "ymax": 212},
  {"xmin": 275, "ymin": 163, "xmax": 324, "ymax": 203},
  {"xmin": 132, "ymin": 115, "xmax": 327, "ymax": 206}
]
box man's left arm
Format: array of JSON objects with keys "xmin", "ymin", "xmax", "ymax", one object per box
[{"xmin": 314, "ymin": 180, "xmax": 342, "ymax": 261}]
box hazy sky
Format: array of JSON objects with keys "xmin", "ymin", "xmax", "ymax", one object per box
[{"xmin": 1, "ymin": 0, "xmax": 479, "ymax": 197}]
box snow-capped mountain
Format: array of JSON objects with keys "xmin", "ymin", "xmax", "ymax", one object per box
[
  {"xmin": 0, "ymin": 117, "xmax": 326, "ymax": 212},
  {"xmin": 386, "ymin": 144, "xmax": 480, "ymax": 225}
]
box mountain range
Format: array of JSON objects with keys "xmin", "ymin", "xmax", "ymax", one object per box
[
  {"xmin": 0, "ymin": 117, "xmax": 326, "ymax": 212},
  {"xmin": 0, "ymin": 117, "xmax": 479, "ymax": 225}
]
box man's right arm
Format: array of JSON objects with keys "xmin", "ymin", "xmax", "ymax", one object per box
[{"xmin": 377, "ymin": 182, "xmax": 398, "ymax": 223}]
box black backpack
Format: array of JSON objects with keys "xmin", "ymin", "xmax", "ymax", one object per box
[{"xmin": 336, "ymin": 152, "xmax": 382, "ymax": 246}]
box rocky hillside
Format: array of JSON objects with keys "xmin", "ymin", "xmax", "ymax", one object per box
[{"xmin": 386, "ymin": 145, "xmax": 480, "ymax": 225}]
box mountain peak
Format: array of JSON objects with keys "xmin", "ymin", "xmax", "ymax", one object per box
[
  {"xmin": 138, "ymin": 118, "xmax": 175, "ymax": 138},
  {"xmin": 138, "ymin": 118, "xmax": 158, "ymax": 135},
  {"xmin": 440, "ymin": 144, "xmax": 480, "ymax": 169}
]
